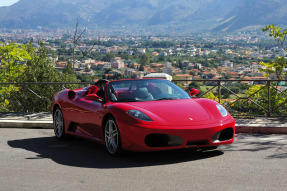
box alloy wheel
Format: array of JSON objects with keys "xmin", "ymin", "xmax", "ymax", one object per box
[
  {"xmin": 104, "ymin": 119, "xmax": 120, "ymax": 155},
  {"xmin": 54, "ymin": 109, "xmax": 64, "ymax": 138}
]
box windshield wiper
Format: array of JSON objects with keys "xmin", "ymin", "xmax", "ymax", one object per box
[
  {"xmin": 119, "ymin": 99, "xmax": 140, "ymax": 102},
  {"xmin": 155, "ymin": 98, "xmax": 178, "ymax": 101}
]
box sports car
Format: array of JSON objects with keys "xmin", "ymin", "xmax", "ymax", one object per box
[{"xmin": 52, "ymin": 78, "xmax": 235, "ymax": 156}]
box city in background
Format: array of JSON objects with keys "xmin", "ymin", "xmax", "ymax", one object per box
[{"xmin": 1, "ymin": 0, "xmax": 287, "ymax": 117}]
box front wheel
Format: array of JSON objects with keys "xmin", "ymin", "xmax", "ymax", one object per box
[
  {"xmin": 53, "ymin": 107, "xmax": 66, "ymax": 140},
  {"xmin": 104, "ymin": 117, "xmax": 122, "ymax": 156}
]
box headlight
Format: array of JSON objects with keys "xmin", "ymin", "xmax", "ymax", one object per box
[
  {"xmin": 127, "ymin": 110, "xmax": 153, "ymax": 121},
  {"xmin": 216, "ymin": 105, "xmax": 228, "ymax": 117}
]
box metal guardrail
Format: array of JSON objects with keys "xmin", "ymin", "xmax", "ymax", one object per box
[
  {"xmin": 173, "ymin": 79, "xmax": 287, "ymax": 117},
  {"xmin": 0, "ymin": 82, "xmax": 94, "ymax": 113},
  {"xmin": 1, "ymin": 80, "xmax": 287, "ymax": 117}
]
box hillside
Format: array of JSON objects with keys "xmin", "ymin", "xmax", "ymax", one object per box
[
  {"xmin": 213, "ymin": 0, "xmax": 287, "ymax": 32},
  {"xmin": 0, "ymin": 0, "xmax": 286, "ymax": 32}
]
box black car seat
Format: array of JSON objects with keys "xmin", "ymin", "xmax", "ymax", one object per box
[{"xmin": 135, "ymin": 87, "xmax": 154, "ymax": 101}]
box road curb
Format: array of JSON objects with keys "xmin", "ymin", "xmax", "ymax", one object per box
[
  {"xmin": 0, "ymin": 120, "xmax": 53, "ymax": 129},
  {"xmin": 236, "ymin": 125, "xmax": 287, "ymax": 134}
]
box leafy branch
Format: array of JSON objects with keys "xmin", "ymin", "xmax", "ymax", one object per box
[
  {"xmin": 259, "ymin": 57, "xmax": 287, "ymax": 80},
  {"xmin": 261, "ymin": 24, "xmax": 287, "ymax": 81},
  {"xmin": 262, "ymin": 24, "xmax": 287, "ymax": 52}
]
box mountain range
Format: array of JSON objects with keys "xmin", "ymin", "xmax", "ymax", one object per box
[{"xmin": 0, "ymin": 0, "xmax": 287, "ymax": 32}]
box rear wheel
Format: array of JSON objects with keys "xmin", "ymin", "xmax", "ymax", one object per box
[
  {"xmin": 104, "ymin": 117, "xmax": 122, "ymax": 156},
  {"xmin": 53, "ymin": 107, "xmax": 66, "ymax": 140}
]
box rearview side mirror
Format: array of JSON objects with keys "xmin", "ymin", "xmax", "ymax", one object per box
[
  {"xmin": 85, "ymin": 85, "xmax": 103, "ymax": 102},
  {"xmin": 189, "ymin": 88, "xmax": 200, "ymax": 97},
  {"xmin": 88, "ymin": 85, "xmax": 98, "ymax": 94},
  {"xmin": 85, "ymin": 94, "xmax": 103, "ymax": 102}
]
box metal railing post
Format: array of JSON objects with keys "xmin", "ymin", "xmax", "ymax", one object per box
[
  {"xmin": 23, "ymin": 82, "xmax": 28, "ymax": 113},
  {"xmin": 267, "ymin": 81, "xmax": 271, "ymax": 117},
  {"xmin": 218, "ymin": 80, "xmax": 221, "ymax": 104}
]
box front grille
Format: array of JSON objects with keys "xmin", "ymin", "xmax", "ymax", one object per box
[
  {"xmin": 145, "ymin": 134, "xmax": 184, "ymax": 147},
  {"xmin": 186, "ymin": 140, "xmax": 209, "ymax": 146}
]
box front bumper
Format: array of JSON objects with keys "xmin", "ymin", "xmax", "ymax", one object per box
[{"xmin": 117, "ymin": 118, "xmax": 235, "ymax": 152}]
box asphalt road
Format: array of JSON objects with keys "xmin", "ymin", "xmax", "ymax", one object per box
[{"xmin": 0, "ymin": 128, "xmax": 286, "ymax": 191}]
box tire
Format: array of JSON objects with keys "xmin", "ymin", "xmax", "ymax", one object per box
[
  {"xmin": 53, "ymin": 107, "xmax": 66, "ymax": 140},
  {"xmin": 104, "ymin": 117, "xmax": 122, "ymax": 156}
]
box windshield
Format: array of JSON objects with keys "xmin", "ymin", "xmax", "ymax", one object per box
[{"xmin": 108, "ymin": 79, "xmax": 190, "ymax": 102}]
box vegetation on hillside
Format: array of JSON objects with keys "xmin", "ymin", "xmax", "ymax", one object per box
[
  {"xmin": 238, "ymin": 24, "xmax": 287, "ymax": 116},
  {"xmin": 0, "ymin": 42, "xmax": 78, "ymax": 112}
]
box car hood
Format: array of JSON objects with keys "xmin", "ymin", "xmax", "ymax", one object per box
[{"xmin": 127, "ymin": 99, "xmax": 211, "ymax": 123}]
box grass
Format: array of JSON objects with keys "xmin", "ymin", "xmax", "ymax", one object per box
[{"xmin": 200, "ymin": 86, "xmax": 215, "ymax": 92}]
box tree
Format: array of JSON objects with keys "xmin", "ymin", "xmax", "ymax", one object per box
[
  {"xmin": 22, "ymin": 42, "xmax": 76, "ymax": 82},
  {"xmin": 243, "ymin": 85, "xmax": 287, "ymax": 116},
  {"xmin": 139, "ymin": 53, "xmax": 149, "ymax": 66},
  {"xmin": 102, "ymin": 53, "xmax": 115, "ymax": 62},
  {"xmin": 259, "ymin": 57, "xmax": 287, "ymax": 80},
  {"xmin": 0, "ymin": 42, "xmax": 31, "ymax": 111},
  {"xmin": 178, "ymin": 60, "xmax": 183, "ymax": 69},
  {"xmin": 118, "ymin": 53, "xmax": 131, "ymax": 60},
  {"xmin": 262, "ymin": 24, "xmax": 287, "ymax": 52},
  {"xmin": 63, "ymin": 61, "xmax": 74, "ymax": 75},
  {"xmin": 0, "ymin": 42, "xmax": 31, "ymax": 82},
  {"xmin": 0, "ymin": 42, "xmax": 78, "ymax": 112},
  {"xmin": 188, "ymin": 81, "xmax": 201, "ymax": 90},
  {"xmin": 158, "ymin": 55, "xmax": 165, "ymax": 62},
  {"xmin": 71, "ymin": 20, "xmax": 86, "ymax": 68},
  {"xmin": 239, "ymin": 24, "xmax": 287, "ymax": 116},
  {"xmin": 21, "ymin": 43, "xmax": 78, "ymax": 112},
  {"xmin": 221, "ymin": 88, "xmax": 231, "ymax": 99},
  {"xmin": 202, "ymin": 92, "xmax": 218, "ymax": 102},
  {"xmin": 139, "ymin": 64, "xmax": 144, "ymax": 71},
  {"xmin": 70, "ymin": 21, "xmax": 98, "ymax": 68},
  {"xmin": 261, "ymin": 24, "xmax": 287, "ymax": 80}
]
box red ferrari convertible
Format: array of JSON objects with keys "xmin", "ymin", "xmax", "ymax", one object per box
[{"xmin": 52, "ymin": 78, "xmax": 235, "ymax": 156}]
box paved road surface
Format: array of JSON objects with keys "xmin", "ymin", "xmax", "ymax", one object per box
[{"xmin": 0, "ymin": 128, "xmax": 286, "ymax": 191}]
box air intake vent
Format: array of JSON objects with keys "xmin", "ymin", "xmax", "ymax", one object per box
[{"xmin": 212, "ymin": 127, "xmax": 234, "ymax": 142}]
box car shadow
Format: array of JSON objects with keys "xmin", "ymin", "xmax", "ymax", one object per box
[{"xmin": 8, "ymin": 136, "xmax": 224, "ymax": 169}]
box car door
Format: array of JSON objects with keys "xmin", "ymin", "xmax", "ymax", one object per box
[{"xmin": 72, "ymin": 93, "xmax": 103, "ymax": 140}]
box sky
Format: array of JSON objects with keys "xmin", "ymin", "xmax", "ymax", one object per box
[{"xmin": 0, "ymin": 0, "xmax": 19, "ymax": 7}]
